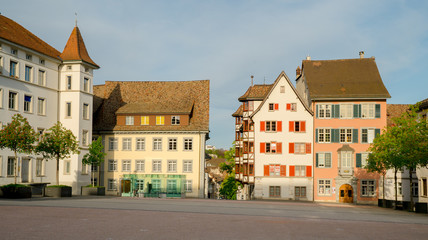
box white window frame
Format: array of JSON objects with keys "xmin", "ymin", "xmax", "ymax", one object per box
[
  {"xmin": 318, "ymin": 128, "xmax": 331, "ymax": 143},
  {"xmin": 361, "ymin": 179, "xmax": 376, "ymax": 197},
  {"xmin": 122, "ymin": 160, "xmax": 131, "ymax": 172},
  {"xmin": 66, "ymin": 102, "xmax": 72, "ymax": 118},
  {"xmin": 83, "ymin": 103, "xmax": 89, "ymax": 120},
  {"xmin": 37, "ymin": 98, "xmax": 46, "ymax": 115},
  {"xmin": 136, "ymin": 160, "xmax": 145, "ymax": 172},
  {"xmin": 136, "ymin": 138, "xmax": 145, "ymax": 151},
  {"xmin": 183, "ymin": 160, "xmax": 193, "ymax": 173},
  {"xmin": 152, "ymin": 159, "xmax": 162, "ymax": 172},
  {"xmin": 122, "ymin": 138, "xmax": 132, "ymax": 151},
  {"xmin": 265, "ymin": 121, "xmax": 277, "ymax": 132},
  {"xmin": 317, "ymin": 152, "xmax": 332, "ymax": 168},
  {"xmin": 7, "ymin": 157, "xmax": 15, "ymax": 177},
  {"xmin": 340, "ymin": 104, "xmax": 353, "ymax": 119},
  {"xmin": 125, "ymin": 116, "xmax": 134, "ymax": 125},
  {"xmin": 361, "ymin": 152, "xmax": 369, "ymax": 168},
  {"xmin": 0, "ymin": 88, "xmax": 3, "ymax": 108},
  {"xmin": 295, "ymin": 165, "xmax": 306, "ymax": 177},
  {"xmin": 340, "ymin": 151, "xmax": 353, "ymax": 168},
  {"xmin": 141, "ymin": 116, "xmax": 149, "ymax": 125},
  {"xmin": 318, "ymin": 104, "xmax": 331, "ymax": 119},
  {"xmin": 38, "ymin": 69, "xmax": 46, "ymax": 86},
  {"xmin": 24, "ymin": 65, "xmax": 33, "ymax": 82},
  {"xmin": 185, "ymin": 180, "xmax": 192, "ymax": 192},
  {"xmin": 64, "ymin": 160, "xmax": 71, "ymax": 175},
  {"xmin": 66, "ymin": 76, "xmax": 72, "ymax": 90},
  {"xmin": 171, "ymin": 116, "xmax": 180, "ymax": 125},
  {"xmin": 340, "ymin": 128, "xmax": 353, "ymax": 143},
  {"xmin": 108, "ymin": 179, "xmax": 117, "ymax": 191},
  {"xmin": 361, "ymin": 103, "xmax": 375, "ymax": 119},
  {"xmin": 153, "ymin": 138, "xmax": 162, "ymax": 151},
  {"xmin": 8, "ymin": 91, "xmax": 18, "ymax": 110},
  {"xmin": 109, "ymin": 138, "xmax": 118, "ymax": 151},
  {"xmin": 36, "ymin": 158, "xmax": 45, "ymax": 177},
  {"xmin": 184, "ymin": 138, "xmax": 193, "ymax": 151},
  {"xmin": 294, "ymin": 143, "xmax": 306, "ymax": 154},
  {"xmin": 23, "ymin": 95, "xmax": 33, "ymax": 113},
  {"xmin": 84, "ymin": 77, "xmax": 90, "ymax": 92},
  {"xmin": 82, "ymin": 130, "xmax": 89, "ymax": 146},
  {"xmin": 168, "ymin": 138, "xmax": 177, "ymax": 151},
  {"xmin": 108, "ymin": 159, "xmax": 117, "ymax": 172},
  {"xmin": 167, "ymin": 160, "xmax": 177, "ymax": 173},
  {"xmin": 361, "ymin": 128, "xmax": 375, "ymax": 144},
  {"xmin": 318, "ymin": 179, "xmax": 332, "ymax": 196},
  {"xmin": 156, "ymin": 116, "xmax": 164, "ymax": 125}
]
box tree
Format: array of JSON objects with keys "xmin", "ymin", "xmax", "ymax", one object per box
[
  {"xmin": 0, "ymin": 114, "xmax": 37, "ymax": 184},
  {"xmin": 219, "ymin": 142, "xmax": 242, "ymax": 200},
  {"xmin": 36, "ymin": 122, "xmax": 79, "ymax": 186},
  {"xmin": 391, "ymin": 104, "xmax": 428, "ymax": 211},
  {"xmin": 82, "ymin": 136, "xmax": 106, "ymax": 187}
]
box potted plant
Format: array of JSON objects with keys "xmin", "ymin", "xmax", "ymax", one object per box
[
  {"xmin": 36, "ymin": 122, "xmax": 79, "ymax": 197},
  {"xmin": 81, "ymin": 137, "xmax": 106, "ymax": 196},
  {"xmin": 1, "ymin": 184, "xmax": 32, "ymax": 198}
]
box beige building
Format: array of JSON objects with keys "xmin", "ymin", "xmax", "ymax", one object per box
[{"xmin": 92, "ymin": 80, "xmax": 209, "ymax": 198}]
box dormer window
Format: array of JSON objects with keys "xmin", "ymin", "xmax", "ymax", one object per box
[
  {"xmin": 39, "ymin": 59, "xmax": 45, "ymax": 65},
  {"xmin": 26, "ymin": 54, "xmax": 32, "ymax": 60},
  {"xmin": 141, "ymin": 116, "xmax": 149, "ymax": 125},
  {"xmin": 11, "ymin": 49, "xmax": 17, "ymax": 55},
  {"xmin": 172, "ymin": 116, "xmax": 180, "ymax": 125},
  {"xmin": 156, "ymin": 116, "xmax": 165, "ymax": 125},
  {"xmin": 125, "ymin": 116, "xmax": 134, "ymax": 125}
]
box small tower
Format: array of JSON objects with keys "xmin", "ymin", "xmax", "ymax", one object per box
[{"xmin": 58, "ymin": 24, "xmax": 99, "ymax": 191}]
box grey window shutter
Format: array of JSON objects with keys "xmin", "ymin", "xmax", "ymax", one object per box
[
  {"xmin": 358, "ymin": 104, "xmax": 362, "ymax": 118},
  {"xmin": 316, "ymin": 153, "xmax": 319, "ymax": 167},
  {"xmin": 326, "ymin": 153, "xmax": 331, "ymax": 167},
  {"xmin": 333, "ymin": 129, "xmax": 339, "ymax": 143},
  {"xmin": 334, "ymin": 105, "xmax": 340, "ymax": 118},
  {"xmin": 316, "ymin": 105, "xmax": 319, "ymax": 118},
  {"xmin": 353, "ymin": 129, "xmax": 358, "ymax": 143},
  {"xmin": 356, "ymin": 153, "xmax": 362, "ymax": 168},
  {"xmin": 375, "ymin": 104, "xmax": 381, "ymax": 118},
  {"xmin": 316, "ymin": 129, "xmax": 319, "ymax": 143},
  {"xmin": 375, "ymin": 128, "xmax": 381, "ymax": 137},
  {"xmin": 353, "ymin": 104, "xmax": 359, "ymax": 118}
]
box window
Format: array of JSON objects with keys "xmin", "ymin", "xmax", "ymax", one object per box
[
  {"xmin": 66, "ymin": 102, "xmax": 72, "ymax": 117},
  {"xmin": 109, "ymin": 138, "xmax": 118, "ymax": 150},
  {"xmin": 265, "ymin": 121, "xmax": 277, "ymax": 132},
  {"xmin": 82, "ymin": 164, "xmax": 88, "ymax": 175},
  {"xmin": 39, "ymin": 59, "xmax": 45, "ymax": 65},
  {"xmin": 37, "ymin": 98, "xmax": 45, "ymax": 115},
  {"xmin": 280, "ymin": 86, "xmax": 285, "ymax": 93},
  {"xmin": 67, "ymin": 65, "xmax": 72, "ymax": 70},
  {"xmin": 340, "ymin": 151, "xmax": 352, "ymax": 168},
  {"xmin": 0, "ymin": 89, "xmax": 3, "ymax": 108},
  {"xmin": 423, "ymin": 178, "xmax": 428, "ymax": 197},
  {"xmin": 340, "ymin": 104, "xmax": 353, "ymax": 118},
  {"xmin": 184, "ymin": 138, "xmax": 193, "ymax": 151},
  {"xmin": 167, "ymin": 160, "xmax": 177, "ymax": 172},
  {"xmin": 66, "ymin": 76, "xmax": 72, "ymax": 90},
  {"xmin": 168, "ymin": 138, "xmax": 177, "ymax": 150},
  {"xmin": 7, "ymin": 157, "xmax": 15, "ymax": 176},
  {"xmin": 361, "ymin": 153, "xmax": 369, "ymax": 168},
  {"xmin": 183, "ymin": 160, "xmax": 193, "ymax": 173},
  {"xmin": 84, "ymin": 78, "xmax": 90, "ymax": 92},
  {"xmin": 124, "ymin": 116, "xmax": 134, "ymax": 125},
  {"xmin": 340, "ymin": 129, "xmax": 352, "ymax": 143},
  {"xmin": 361, "ymin": 128, "xmax": 379, "ymax": 144},
  {"xmin": 269, "ymin": 103, "xmax": 274, "ymax": 111},
  {"xmin": 412, "ymin": 182, "xmax": 418, "ymax": 197},
  {"xmin": 153, "ymin": 138, "xmax": 162, "ymax": 151},
  {"xmin": 317, "ymin": 153, "xmax": 332, "ymax": 168},
  {"xmin": 136, "ymin": 138, "xmax": 145, "ymax": 151},
  {"xmin": 26, "ymin": 54, "xmax": 32, "ymax": 60},
  {"xmin": 82, "ymin": 130, "xmax": 89, "ymax": 146},
  {"xmin": 289, "ymin": 121, "xmax": 306, "ymax": 132},
  {"xmin": 9, "ymin": 91, "xmax": 17, "ymax": 110},
  {"xmin": 269, "ymin": 186, "xmax": 281, "ymax": 197},
  {"xmin": 141, "ymin": 116, "xmax": 149, "ymax": 125},
  {"xmin": 10, "ymin": 61, "xmax": 18, "ymax": 77},
  {"xmin": 318, "ymin": 179, "xmax": 331, "ymax": 195},
  {"xmin": 122, "ymin": 160, "xmax": 131, "ymax": 172},
  {"xmin": 36, "ymin": 158, "xmax": 45, "ymax": 176},
  {"xmin": 24, "ymin": 95, "xmax": 32, "ymax": 113},
  {"xmin": 295, "ymin": 166, "xmax": 306, "ymax": 177},
  {"xmin": 295, "ymin": 187, "xmax": 306, "ymax": 197},
  {"xmin": 136, "ymin": 160, "xmax": 145, "ymax": 172},
  {"xmin": 108, "ymin": 159, "xmax": 117, "ymax": 171},
  {"xmin": 172, "ymin": 116, "xmax": 180, "ymax": 125},
  {"xmin": 108, "ymin": 179, "xmax": 117, "ymax": 191},
  {"xmin": 11, "ymin": 49, "xmax": 17, "ymax": 55},
  {"xmin": 361, "ymin": 104, "xmax": 375, "ymax": 119},
  {"xmin": 269, "ymin": 164, "xmax": 281, "ymax": 176},
  {"xmin": 152, "ymin": 160, "xmax": 162, "ymax": 172},
  {"xmin": 91, "ymin": 164, "xmax": 98, "ymax": 172},
  {"xmin": 361, "ymin": 180, "xmax": 376, "ymax": 197},
  {"xmin": 136, "ymin": 179, "xmax": 144, "ymax": 192},
  {"xmin": 167, "ymin": 179, "xmax": 177, "ymax": 192},
  {"xmin": 25, "ymin": 66, "xmax": 33, "ymax": 82},
  {"xmin": 122, "ymin": 138, "xmax": 132, "ymax": 150},
  {"xmin": 290, "ymin": 103, "xmax": 297, "ymax": 111},
  {"xmin": 398, "ymin": 182, "xmax": 403, "ymax": 196},
  {"xmin": 318, "ymin": 104, "xmax": 331, "ymax": 119},
  {"xmin": 64, "ymin": 160, "xmax": 71, "ymax": 175},
  {"xmin": 263, "ymin": 142, "xmax": 282, "ymax": 154},
  {"xmin": 185, "ymin": 180, "xmax": 192, "ymax": 192},
  {"xmin": 156, "ymin": 116, "xmax": 165, "ymax": 125},
  {"xmin": 294, "ymin": 143, "xmax": 306, "ymax": 154},
  {"xmin": 38, "ymin": 70, "xmax": 46, "ymax": 86},
  {"xmin": 318, "ymin": 128, "xmax": 331, "ymax": 143}
]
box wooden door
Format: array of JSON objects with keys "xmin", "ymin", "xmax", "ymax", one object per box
[{"xmin": 339, "ymin": 184, "xmax": 353, "ymax": 203}]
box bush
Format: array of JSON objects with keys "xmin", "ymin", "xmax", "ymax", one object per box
[
  {"xmin": 46, "ymin": 185, "xmax": 71, "ymax": 188},
  {"xmin": 2, "ymin": 184, "xmax": 28, "ymax": 188}
]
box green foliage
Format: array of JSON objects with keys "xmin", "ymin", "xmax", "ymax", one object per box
[
  {"xmin": 219, "ymin": 142, "xmax": 235, "ymax": 175},
  {"xmin": 82, "ymin": 136, "xmax": 106, "ymax": 187},
  {"xmin": 1, "ymin": 184, "xmax": 29, "ymax": 188},
  {"xmin": 219, "ymin": 142, "xmax": 242, "ymax": 199},
  {"xmin": 0, "ymin": 114, "xmax": 37, "ymax": 184},
  {"xmin": 206, "ymin": 148, "xmax": 226, "ymax": 158},
  {"xmin": 36, "ymin": 122, "xmax": 79, "ymax": 185},
  {"xmin": 46, "ymin": 185, "xmax": 71, "ymax": 188}
]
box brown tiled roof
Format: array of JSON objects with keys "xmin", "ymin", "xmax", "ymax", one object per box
[
  {"xmin": 116, "ymin": 100, "xmax": 194, "ymax": 114},
  {"xmin": 93, "ymin": 80, "xmax": 209, "ymax": 132},
  {"xmin": 238, "ymin": 84, "xmax": 273, "ymax": 102},
  {"xmin": 232, "ymin": 105, "xmax": 243, "ymax": 117},
  {"xmin": 60, "ymin": 26, "xmax": 99, "ymax": 68},
  {"xmin": 387, "ymin": 104, "xmax": 410, "ymax": 126},
  {"xmin": 0, "ymin": 15, "xmax": 61, "ymax": 60},
  {"xmin": 302, "ymin": 58, "xmax": 391, "ymax": 99}
]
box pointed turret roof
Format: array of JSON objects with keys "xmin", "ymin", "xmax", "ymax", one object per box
[{"xmin": 60, "ymin": 26, "xmax": 99, "ymax": 69}]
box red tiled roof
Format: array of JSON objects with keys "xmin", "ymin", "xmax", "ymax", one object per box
[
  {"xmin": 93, "ymin": 80, "xmax": 209, "ymax": 132},
  {"xmin": 232, "ymin": 105, "xmax": 243, "ymax": 117},
  {"xmin": 238, "ymin": 84, "xmax": 273, "ymax": 102},
  {"xmin": 60, "ymin": 26, "xmax": 99, "ymax": 68},
  {"xmin": 0, "ymin": 15, "xmax": 61, "ymax": 60}
]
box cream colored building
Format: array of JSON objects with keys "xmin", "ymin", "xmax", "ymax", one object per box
[{"xmin": 93, "ymin": 80, "xmax": 209, "ymax": 198}]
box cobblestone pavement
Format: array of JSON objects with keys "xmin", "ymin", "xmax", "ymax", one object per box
[{"xmin": 0, "ymin": 197, "xmax": 427, "ymax": 240}]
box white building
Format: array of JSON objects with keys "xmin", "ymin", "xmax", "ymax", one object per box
[{"xmin": 0, "ymin": 15, "xmax": 99, "ymax": 194}]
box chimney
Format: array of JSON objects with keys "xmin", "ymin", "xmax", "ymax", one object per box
[
  {"xmin": 296, "ymin": 66, "xmax": 301, "ymax": 77},
  {"xmin": 306, "ymin": 55, "xmax": 311, "ymax": 60},
  {"xmin": 359, "ymin": 51, "xmax": 365, "ymax": 59},
  {"xmin": 251, "ymin": 75, "xmax": 254, "ymax": 86}
]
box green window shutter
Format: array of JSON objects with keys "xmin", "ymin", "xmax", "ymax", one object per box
[
  {"xmin": 334, "ymin": 105, "xmax": 340, "ymax": 118},
  {"xmin": 375, "ymin": 104, "xmax": 381, "ymax": 118},
  {"xmin": 356, "ymin": 153, "xmax": 362, "ymax": 168},
  {"xmin": 333, "ymin": 129, "xmax": 340, "ymax": 143},
  {"xmin": 326, "ymin": 153, "xmax": 332, "ymax": 167},
  {"xmin": 316, "ymin": 129, "xmax": 319, "ymax": 143},
  {"xmin": 358, "ymin": 104, "xmax": 362, "ymax": 118},
  {"xmin": 375, "ymin": 128, "xmax": 381, "ymax": 138},
  {"xmin": 353, "ymin": 129, "xmax": 358, "ymax": 143},
  {"xmin": 353, "ymin": 104, "xmax": 359, "ymax": 118},
  {"xmin": 316, "ymin": 105, "xmax": 319, "ymax": 118},
  {"xmin": 316, "ymin": 153, "xmax": 319, "ymax": 167}
]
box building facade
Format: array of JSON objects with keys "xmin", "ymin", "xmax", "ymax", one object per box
[
  {"xmin": 92, "ymin": 80, "xmax": 209, "ymax": 198},
  {"xmin": 0, "ymin": 15, "xmax": 98, "ymax": 194},
  {"xmin": 296, "ymin": 54, "xmax": 390, "ymax": 204}
]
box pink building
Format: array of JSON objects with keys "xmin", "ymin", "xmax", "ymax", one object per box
[{"xmin": 296, "ymin": 54, "xmax": 391, "ymax": 204}]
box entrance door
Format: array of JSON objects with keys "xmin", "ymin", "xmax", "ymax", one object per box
[
  {"xmin": 21, "ymin": 159, "xmax": 30, "ymax": 183},
  {"xmin": 339, "ymin": 184, "xmax": 353, "ymax": 203},
  {"xmin": 121, "ymin": 180, "xmax": 131, "ymax": 196}
]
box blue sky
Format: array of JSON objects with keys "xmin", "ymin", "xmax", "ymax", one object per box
[{"xmin": 3, "ymin": 0, "xmax": 428, "ymax": 149}]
